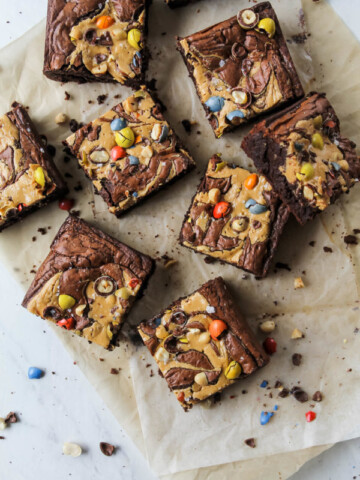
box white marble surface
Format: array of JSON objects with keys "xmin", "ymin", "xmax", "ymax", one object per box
[{"xmin": 0, "ymin": 1, "xmax": 360, "ymax": 479}]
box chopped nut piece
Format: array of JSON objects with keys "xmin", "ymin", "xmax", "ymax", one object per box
[
  {"xmin": 100, "ymin": 442, "xmax": 115, "ymax": 456},
  {"xmin": 62, "ymin": 442, "xmax": 82, "ymax": 457},
  {"xmin": 259, "ymin": 320, "xmax": 275, "ymax": 333},
  {"xmin": 55, "ymin": 113, "xmax": 68, "ymax": 125},
  {"xmin": 294, "ymin": 277, "xmax": 305, "ymax": 289},
  {"xmin": 291, "ymin": 328, "xmax": 304, "ymax": 339}
]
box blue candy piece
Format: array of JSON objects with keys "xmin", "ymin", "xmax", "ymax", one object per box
[
  {"xmin": 28, "ymin": 367, "xmax": 43, "ymax": 379},
  {"xmin": 111, "ymin": 117, "xmax": 127, "ymax": 131},
  {"xmin": 154, "ymin": 317, "xmax": 161, "ymax": 327},
  {"xmin": 331, "ymin": 161, "xmax": 341, "ymax": 171},
  {"xmin": 129, "ymin": 155, "xmax": 139, "ymax": 165},
  {"xmin": 260, "ymin": 411, "xmax": 274, "ymax": 426},
  {"xmin": 132, "ymin": 51, "xmax": 141, "ymax": 67},
  {"xmin": 226, "ymin": 110, "xmax": 245, "ymax": 123},
  {"xmin": 260, "ymin": 380, "xmax": 268, "ymax": 388},
  {"xmin": 158, "ymin": 125, "xmax": 169, "ymax": 143},
  {"xmin": 274, "ymin": 405, "xmax": 279, "ymax": 411},
  {"xmin": 132, "ymin": 192, "xmax": 138, "ymax": 198},
  {"xmin": 249, "ymin": 203, "xmax": 268, "ymax": 215},
  {"xmin": 245, "ymin": 198, "xmax": 257, "ymax": 209},
  {"xmin": 205, "ymin": 96, "xmax": 225, "ymax": 112}
]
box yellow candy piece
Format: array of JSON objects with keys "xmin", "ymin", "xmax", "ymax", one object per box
[
  {"xmin": 215, "ymin": 161, "xmax": 226, "ymax": 172},
  {"xmin": 34, "ymin": 166, "xmax": 45, "ymax": 188},
  {"xmin": 107, "ymin": 325, "xmax": 113, "ymax": 340},
  {"xmin": 224, "ymin": 360, "xmax": 242, "ymax": 380},
  {"xmin": 115, "ymin": 287, "xmax": 131, "ymax": 300},
  {"xmin": 312, "ymin": 133, "xmax": 324, "ymax": 150},
  {"xmin": 179, "ymin": 338, "xmax": 189, "ymax": 344},
  {"xmin": 313, "ymin": 115, "xmax": 323, "ymax": 129},
  {"xmin": 58, "ymin": 294, "xmax": 76, "ymax": 310},
  {"xmin": 127, "ymin": 29, "xmax": 142, "ymax": 50},
  {"xmin": 115, "ymin": 127, "xmax": 135, "ymax": 148},
  {"xmin": 258, "ymin": 18, "xmax": 276, "ymax": 38},
  {"xmin": 300, "ymin": 162, "xmax": 314, "ymax": 180}
]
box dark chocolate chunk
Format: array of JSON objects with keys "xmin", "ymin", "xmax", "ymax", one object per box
[
  {"xmin": 292, "ymin": 353, "xmax": 302, "ymax": 366},
  {"xmin": 99, "ymin": 442, "xmax": 115, "ymax": 456}
]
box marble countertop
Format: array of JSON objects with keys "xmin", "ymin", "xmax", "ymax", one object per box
[{"xmin": 0, "ymin": 1, "xmax": 359, "ymax": 479}]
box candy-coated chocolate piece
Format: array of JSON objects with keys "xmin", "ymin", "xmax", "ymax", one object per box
[
  {"xmin": 115, "ymin": 127, "xmax": 135, "ymax": 148},
  {"xmin": 205, "ymin": 96, "xmax": 225, "ymax": 112},
  {"xmin": 34, "ymin": 167, "xmax": 46, "ymax": 188},
  {"xmin": 225, "ymin": 360, "xmax": 242, "ymax": 379},
  {"xmin": 128, "ymin": 278, "xmax": 139, "ymax": 289},
  {"xmin": 129, "ymin": 155, "xmax": 139, "ymax": 165},
  {"xmin": 96, "ymin": 15, "xmax": 114, "ymax": 29},
  {"xmin": 58, "ymin": 294, "xmax": 76, "ymax": 310},
  {"xmin": 28, "ymin": 367, "xmax": 43, "ymax": 379},
  {"xmin": 258, "ymin": 18, "xmax": 275, "ymax": 38},
  {"xmin": 58, "ymin": 198, "xmax": 74, "ymax": 211},
  {"xmin": 213, "ymin": 201, "xmax": 231, "ymax": 219},
  {"xmin": 305, "ymin": 411, "xmax": 316, "ymax": 422},
  {"xmin": 110, "ymin": 118, "xmax": 127, "ymax": 131},
  {"xmin": 260, "ymin": 411, "xmax": 274, "ymax": 425},
  {"xmin": 249, "ymin": 203, "xmax": 268, "ymax": 215},
  {"xmin": 57, "ymin": 318, "xmax": 75, "ymax": 330},
  {"xmin": 263, "ymin": 337, "xmax": 277, "ymax": 355},
  {"xmin": 226, "ymin": 110, "xmax": 245, "ymax": 124},
  {"xmin": 311, "ymin": 133, "xmax": 324, "ymax": 150},
  {"xmin": 244, "ymin": 173, "xmax": 258, "ymax": 190},
  {"xmin": 110, "ymin": 146, "xmax": 127, "ymax": 161},
  {"xmin": 127, "ymin": 28, "xmax": 142, "ymax": 50},
  {"xmin": 209, "ymin": 319, "xmax": 227, "ymax": 340}
]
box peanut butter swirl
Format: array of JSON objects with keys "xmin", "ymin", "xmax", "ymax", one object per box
[
  {"xmin": 22, "ymin": 216, "xmax": 154, "ymax": 349},
  {"xmin": 177, "ymin": 2, "xmax": 303, "ymax": 137},
  {"xmin": 138, "ymin": 277, "xmax": 269, "ymax": 410},
  {"xmin": 65, "ymin": 88, "xmax": 195, "ymax": 216},
  {"xmin": 180, "ymin": 155, "xmax": 289, "ymax": 277}
]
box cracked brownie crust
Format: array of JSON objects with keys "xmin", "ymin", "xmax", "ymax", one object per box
[
  {"xmin": 242, "ymin": 92, "xmax": 360, "ymax": 224},
  {"xmin": 179, "ymin": 155, "xmax": 289, "ymax": 277},
  {"xmin": 138, "ymin": 277, "xmax": 269, "ymax": 409},
  {"xmin": 22, "ymin": 215, "xmax": 155, "ymax": 349},
  {"xmin": 65, "ymin": 87, "xmax": 195, "ymax": 216},
  {"xmin": 177, "ymin": 1, "xmax": 304, "ymax": 138},
  {"xmin": 44, "ymin": 0, "xmax": 150, "ymax": 86},
  {"xmin": 0, "ymin": 104, "xmax": 67, "ymax": 232}
]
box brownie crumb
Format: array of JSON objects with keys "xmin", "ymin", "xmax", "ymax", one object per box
[
  {"xmin": 69, "ymin": 119, "xmax": 79, "ymax": 133},
  {"xmin": 291, "ymin": 386, "xmax": 308, "ymax": 403},
  {"xmin": 64, "ymin": 91, "xmax": 70, "ymax": 101},
  {"xmin": 99, "ymin": 442, "xmax": 115, "ymax": 456},
  {"xmin": 204, "ymin": 256, "xmax": 216, "ymax": 264},
  {"xmin": 292, "ymin": 353, "xmax": 302, "ymax": 366},
  {"xmin": 213, "ymin": 392, "xmax": 221, "ymax": 404},
  {"xmin": 181, "ymin": 119, "xmax": 192, "ymax": 133},
  {"xmin": 312, "ymin": 391, "xmax": 323, "ymax": 402},
  {"xmin": 353, "ymin": 228, "xmax": 360, "ymax": 235},
  {"xmin": 5, "ymin": 412, "xmax": 17, "ymax": 424},
  {"xmin": 37, "ymin": 227, "xmax": 47, "ymax": 235},
  {"xmin": 323, "ymin": 246, "xmax": 333, "ymax": 253},
  {"xmin": 275, "ymin": 262, "xmax": 291, "ymax": 271},
  {"xmin": 278, "ymin": 388, "xmax": 290, "ymax": 398},
  {"xmin": 0, "ymin": 436, "xmax": 4, "ymax": 440},
  {"xmin": 309, "ymin": 240, "xmax": 316, "ymax": 247},
  {"xmin": 344, "ymin": 235, "xmax": 358, "ymax": 245},
  {"xmin": 244, "ymin": 438, "xmax": 256, "ymax": 448},
  {"xmin": 46, "ymin": 144, "xmax": 56, "ymax": 157},
  {"xmin": 110, "ymin": 368, "xmax": 119, "ymax": 375},
  {"xmin": 97, "ymin": 94, "xmax": 108, "ymax": 105}
]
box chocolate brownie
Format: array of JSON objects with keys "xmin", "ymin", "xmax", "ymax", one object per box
[
  {"xmin": 64, "ymin": 87, "xmax": 195, "ymax": 216},
  {"xmin": 179, "ymin": 155, "xmax": 289, "ymax": 277},
  {"xmin": 138, "ymin": 277, "xmax": 269, "ymax": 410},
  {"xmin": 0, "ymin": 104, "xmax": 67, "ymax": 232},
  {"xmin": 22, "ymin": 215, "xmax": 154, "ymax": 349},
  {"xmin": 177, "ymin": 1, "xmax": 304, "ymax": 138},
  {"xmin": 242, "ymin": 92, "xmax": 360, "ymax": 225},
  {"xmin": 43, "ymin": 0, "xmax": 150, "ymax": 86}
]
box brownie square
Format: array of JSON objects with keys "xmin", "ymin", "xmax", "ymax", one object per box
[
  {"xmin": 138, "ymin": 277, "xmax": 269, "ymax": 410},
  {"xmin": 242, "ymin": 92, "xmax": 360, "ymax": 225},
  {"xmin": 64, "ymin": 88, "xmax": 195, "ymax": 216},
  {"xmin": 43, "ymin": 0, "xmax": 150, "ymax": 86},
  {"xmin": 177, "ymin": 1, "xmax": 304, "ymax": 138},
  {"xmin": 0, "ymin": 104, "xmax": 67, "ymax": 232},
  {"xmin": 22, "ymin": 215, "xmax": 154, "ymax": 349},
  {"xmin": 179, "ymin": 155, "xmax": 289, "ymax": 277}
]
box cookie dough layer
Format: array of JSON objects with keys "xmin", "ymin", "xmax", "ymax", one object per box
[
  {"xmin": 177, "ymin": 1, "xmax": 304, "ymax": 137},
  {"xmin": 242, "ymin": 92, "xmax": 360, "ymax": 224},
  {"xmin": 179, "ymin": 155, "xmax": 289, "ymax": 276},
  {"xmin": 22, "ymin": 215, "xmax": 154, "ymax": 349},
  {"xmin": 138, "ymin": 277, "xmax": 269, "ymax": 410},
  {"xmin": 65, "ymin": 88, "xmax": 195, "ymax": 216}
]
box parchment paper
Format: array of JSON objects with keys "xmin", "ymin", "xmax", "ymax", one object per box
[{"xmin": 0, "ymin": 0, "xmax": 359, "ymax": 478}]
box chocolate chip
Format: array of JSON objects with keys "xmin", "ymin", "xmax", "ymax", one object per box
[
  {"xmin": 97, "ymin": 94, "xmax": 108, "ymax": 105},
  {"xmin": 244, "ymin": 438, "xmax": 256, "ymax": 448},
  {"xmin": 110, "ymin": 368, "xmax": 119, "ymax": 375},
  {"xmin": 99, "ymin": 442, "xmax": 115, "ymax": 456},
  {"xmin": 344, "ymin": 235, "xmax": 358, "ymax": 245},
  {"xmin": 292, "ymin": 353, "xmax": 302, "ymax": 366},
  {"xmin": 5, "ymin": 412, "xmax": 17, "ymax": 424},
  {"xmin": 312, "ymin": 391, "xmax": 323, "ymax": 402},
  {"xmin": 323, "ymin": 246, "xmax": 333, "ymax": 253},
  {"xmin": 291, "ymin": 386, "xmax": 308, "ymax": 403}
]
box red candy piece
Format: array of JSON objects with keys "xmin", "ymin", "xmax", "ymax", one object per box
[
  {"xmin": 209, "ymin": 319, "xmax": 227, "ymax": 340},
  {"xmin": 128, "ymin": 278, "xmax": 139, "ymax": 289},
  {"xmin": 111, "ymin": 146, "xmax": 126, "ymax": 161},
  {"xmin": 177, "ymin": 392, "xmax": 185, "ymax": 403},
  {"xmin": 57, "ymin": 318, "xmax": 75, "ymax": 330},
  {"xmin": 58, "ymin": 198, "xmax": 74, "ymax": 211},
  {"xmin": 324, "ymin": 120, "xmax": 336, "ymax": 128},
  {"xmin": 17, "ymin": 203, "xmax": 27, "ymax": 212},
  {"xmin": 263, "ymin": 337, "xmax": 277, "ymax": 355},
  {"xmin": 213, "ymin": 201, "xmax": 231, "ymax": 219},
  {"xmin": 305, "ymin": 411, "xmax": 316, "ymax": 422}
]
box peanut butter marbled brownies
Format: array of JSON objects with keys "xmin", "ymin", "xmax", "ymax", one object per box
[
  {"xmin": 65, "ymin": 88, "xmax": 195, "ymax": 216},
  {"xmin": 179, "ymin": 155, "xmax": 289, "ymax": 276},
  {"xmin": 138, "ymin": 277, "xmax": 269, "ymax": 410},
  {"xmin": 177, "ymin": 1, "xmax": 304, "ymax": 138},
  {"xmin": 242, "ymin": 92, "xmax": 360, "ymax": 224},
  {"xmin": 44, "ymin": 0, "xmax": 150, "ymax": 86},
  {"xmin": 22, "ymin": 215, "xmax": 154, "ymax": 349},
  {"xmin": 0, "ymin": 104, "xmax": 67, "ymax": 232}
]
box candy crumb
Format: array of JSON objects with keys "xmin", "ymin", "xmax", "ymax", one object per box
[
  {"xmin": 291, "ymin": 328, "xmax": 304, "ymax": 339},
  {"xmin": 294, "ymin": 277, "xmax": 305, "ymax": 289},
  {"xmin": 55, "ymin": 113, "xmax": 68, "ymax": 125},
  {"xmin": 62, "ymin": 442, "xmax": 82, "ymax": 457},
  {"xmin": 259, "ymin": 320, "xmax": 275, "ymax": 333}
]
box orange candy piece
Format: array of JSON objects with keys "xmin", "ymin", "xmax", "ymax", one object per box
[
  {"xmin": 213, "ymin": 201, "xmax": 230, "ymax": 219},
  {"xmin": 96, "ymin": 15, "xmax": 115, "ymax": 29},
  {"xmin": 209, "ymin": 319, "xmax": 227, "ymax": 340},
  {"xmin": 244, "ymin": 173, "xmax": 258, "ymax": 190}
]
